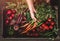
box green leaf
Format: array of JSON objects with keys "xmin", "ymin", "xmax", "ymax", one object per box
[
  {"xmin": 26, "ymin": 12, "xmax": 32, "ymax": 22},
  {"xmin": 37, "ymin": 22, "xmax": 43, "ymax": 27}
]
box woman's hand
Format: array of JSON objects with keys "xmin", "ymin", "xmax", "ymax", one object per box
[
  {"xmin": 26, "ymin": 0, "xmax": 37, "ymax": 22},
  {"xmin": 30, "ymin": 6, "xmax": 37, "ymax": 22}
]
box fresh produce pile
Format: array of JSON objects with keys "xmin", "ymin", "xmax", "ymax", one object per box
[{"xmin": 3, "ymin": 2, "xmax": 58, "ymax": 39}]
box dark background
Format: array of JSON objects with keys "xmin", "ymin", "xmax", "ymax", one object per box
[{"xmin": 0, "ymin": 0, "xmax": 59, "ymax": 41}]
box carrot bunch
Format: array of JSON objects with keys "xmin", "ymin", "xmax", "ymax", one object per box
[{"xmin": 21, "ymin": 20, "xmax": 38, "ymax": 34}]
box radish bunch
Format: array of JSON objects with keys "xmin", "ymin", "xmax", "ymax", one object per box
[{"xmin": 5, "ymin": 9, "xmax": 16, "ymax": 24}]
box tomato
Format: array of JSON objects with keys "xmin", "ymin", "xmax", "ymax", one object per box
[
  {"xmin": 46, "ymin": 21, "xmax": 49, "ymax": 24},
  {"xmin": 49, "ymin": 25, "xmax": 53, "ymax": 29},
  {"xmin": 41, "ymin": 23, "xmax": 46, "ymax": 27},
  {"xmin": 50, "ymin": 21, "xmax": 55, "ymax": 26},
  {"xmin": 41, "ymin": 23, "xmax": 49, "ymax": 30},
  {"xmin": 48, "ymin": 18, "xmax": 52, "ymax": 22},
  {"xmin": 43, "ymin": 25, "xmax": 49, "ymax": 30}
]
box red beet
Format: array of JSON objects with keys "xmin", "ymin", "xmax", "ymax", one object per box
[
  {"xmin": 23, "ymin": 16, "xmax": 26, "ymax": 20},
  {"xmin": 13, "ymin": 25, "xmax": 19, "ymax": 31}
]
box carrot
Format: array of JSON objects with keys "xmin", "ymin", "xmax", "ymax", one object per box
[
  {"xmin": 21, "ymin": 28, "xmax": 31, "ymax": 34},
  {"xmin": 25, "ymin": 24, "xmax": 32, "ymax": 30},
  {"xmin": 30, "ymin": 22, "xmax": 37, "ymax": 30},
  {"xmin": 21, "ymin": 23, "xmax": 29, "ymax": 27},
  {"xmin": 21, "ymin": 22, "xmax": 38, "ymax": 34},
  {"xmin": 21, "ymin": 24, "xmax": 32, "ymax": 34}
]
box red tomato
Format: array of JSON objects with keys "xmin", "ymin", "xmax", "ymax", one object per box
[
  {"xmin": 46, "ymin": 21, "xmax": 49, "ymax": 24},
  {"xmin": 50, "ymin": 21, "xmax": 55, "ymax": 26},
  {"xmin": 48, "ymin": 18, "xmax": 52, "ymax": 22},
  {"xmin": 49, "ymin": 25, "xmax": 53, "ymax": 29},
  {"xmin": 41, "ymin": 23, "xmax": 46, "ymax": 27},
  {"xmin": 44, "ymin": 25, "xmax": 49, "ymax": 30},
  {"xmin": 7, "ymin": 9, "xmax": 12, "ymax": 14}
]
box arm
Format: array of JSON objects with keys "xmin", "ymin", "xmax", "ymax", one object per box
[{"xmin": 26, "ymin": 0, "xmax": 37, "ymax": 22}]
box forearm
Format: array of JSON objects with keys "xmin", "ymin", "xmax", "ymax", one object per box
[{"xmin": 26, "ymin": 0, "xmax": 34, "ymax": 11}]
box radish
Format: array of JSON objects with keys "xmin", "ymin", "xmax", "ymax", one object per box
[{"xmin": 7, "ymin": 9, "xmax": 12, "ymax": 14}]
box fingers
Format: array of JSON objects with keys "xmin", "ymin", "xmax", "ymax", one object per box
[
  {"xmin": 33, "ymin": 7, "xmax": 36, "ymax": 13},
  {"xmin": 30, "ymin": 11, "xmax": 37, "ymax": 22},
  {"xmin": 29, "ymin": 6, "xmax": 37, "ymax": 22}
]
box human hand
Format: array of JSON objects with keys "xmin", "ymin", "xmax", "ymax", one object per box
[
  {"xmin": 26, "ymin": 0, "xmax": 37, "ymax": 22},
  {"xmin": 30, "ymin": 7, "xmax": 37, "ymax": 22}
]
